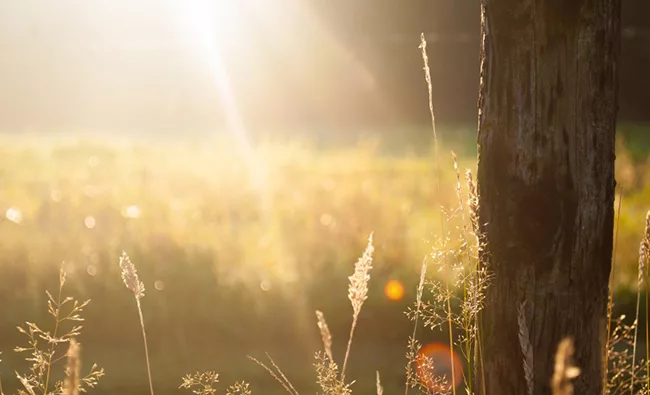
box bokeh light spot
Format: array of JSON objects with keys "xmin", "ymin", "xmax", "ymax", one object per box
[
  {"xmin": 416, "ymin": 343, "xmax": 464, "ymax": 392},
  {"xmin": 84, "ymin": 185, "xmax": 99, "ymax": 197},
  {"xmin": 87, "ymin": 265, "xmax": 97, "ymax": 276},
  {"xmin": 319, "ymin": 213, "xmax": 333, "ymax": 226},
  {"xmin": 154, "ymin": 280, "xmax": 165, "ymax": 291},
  {"xmin": 123, "ymin": 205, "xmax": 141, "ymax": 219},
  {"xmin": 6, "ymin": 207, "xmax": 23, "ymax": 224},
  {"xmin": 84, "ymin": 216, "xmax": 96, "ymax": 229},
  {"xmin": 384, "ymin": 279, "xmax": 405, "ymax": 301},
  {"xmin": 50, "ymin": 189, "xmax": 62, "ymax": 202},
  {"xmin": 88, "ymin": 156, "xmax": 100, "ymax": 167}
]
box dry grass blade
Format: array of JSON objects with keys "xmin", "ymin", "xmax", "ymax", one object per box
[
  {"xmin": 0, "ymin": 352, "xmax": 4, "ymax": 395},
  {"xmin": 631, "ymin": 211, "xmax": 650, "ymax": 394},
  {"xmin": 64, "ymin": 339, "xmax": 80, "ymax": 395},
  {"xmin": 420, "ymin": 31, "xmax": 456, "ymax": 395},
  {"xmin": 551, "ymin": 337, "xmax": 580, "ymax": 395},
  {"xmin": 605, "ymin": 186, "xmax": 623, "ymax": 391},
  {"xmin": 315, "ymin": 310, "xmax": 334, "ymax": 362},
  {"xmin": 248, "ymin": 355, "xmax": 298, "ymax": 395},
  {"xmin": 376, "ymin": 371, "xmax": 383, "ymax": 395},
  {"xmin": 266, "ymin": 353, "xmax": 299, "ymax": 395},
  {"xmin": 16, "ymin": 372, "xmax": 37, "ymax": 395}
]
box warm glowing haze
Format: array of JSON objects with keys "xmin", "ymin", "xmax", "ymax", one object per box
[{"xmin": 0, "ymin": 0, "xmax": 383, "ymax": 132}]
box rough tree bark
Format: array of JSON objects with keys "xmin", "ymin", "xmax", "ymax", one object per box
[{"xmin": 475, "ymin": 1, "xmax": 621, "ymax": 394}]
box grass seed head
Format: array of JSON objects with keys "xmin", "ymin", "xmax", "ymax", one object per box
[
  {"xmin": 315, "ymin": 310, "xmax": 334, "ymax": 362},
  {"xmin": 348, "ymin": 232, "xmax": 375, "ymax": 317},
  {"xmin": 119, "ymin": 251, "xmax": 145, "ymax": 299}
]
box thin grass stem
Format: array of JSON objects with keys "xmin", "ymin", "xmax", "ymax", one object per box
[
  {"xmin": 136, "ymin": 298, "xmax": 155, "ymax": 395},
  {"xmin": 605, "ymin": 187, "xmax": 623, "ymax": 390},
  {"xmin": 44, "ymin": 272, "xmax": 65, "ymax": 394},
  {"xmin": 420, "ymin": 32, "xmax": 457, "ymax": 395}
]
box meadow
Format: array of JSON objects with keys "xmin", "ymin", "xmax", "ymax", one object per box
[{"xmin": 0, "ymin": 124, "xmax": 649, "ymax": 394}]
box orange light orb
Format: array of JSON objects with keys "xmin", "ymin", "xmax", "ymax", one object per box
[
  {"xmin": 384, "ymin": 279, "xmax": 405, "ymax": 301},
  {"xmin": 416, "ymin": 342, "xmax": 464, "ymax": 392}
]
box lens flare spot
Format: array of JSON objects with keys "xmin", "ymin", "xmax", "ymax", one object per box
[
  {"xmin": 384, "ymin": 280, "xmax": 405, "ymax": 301},
  {"xmin": 416, "ymin": 343, "xmax": 464, "ymax": 392}
]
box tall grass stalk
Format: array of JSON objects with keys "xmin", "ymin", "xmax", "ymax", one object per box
[
  {"xmin": 376, "ymin": 371, "xmax": 383, "ymax": 395},
  {"xmin": 632, "ymin": 212, "xmax": 650, "ymax": 394},
  {"xmin": 466, "ymin": 170, "xmax": 487, "ymax": 394},
  {"xmin": 0, "ymin": 352, "xmax": 4, "ymax": 395},
  {"xmin": 119, "ymin": 252, "xmax": 154, "ymax": 395},
  {"xmin": 342, "ymin": 232, "xmax": 375, "ymax": 380},
  {"xmin": 43, "ymin": 269, "xmax": 67, "ymax": 394},
  {"xmin": 419, "ymin": 32, "xmax": 456, "ymax": 395},
  {"xmin": 606, "ymin": 187, "xmax": 623, "ymax": 390},
  {"xmin": 647, "ymin": 254, "xmax": 650, "ymax": 395},
  {"xmin": 453, "ymin": 153, "xmax": 471, "ymax": 391}
]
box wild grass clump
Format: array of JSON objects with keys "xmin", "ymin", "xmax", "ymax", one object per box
[{"xmin": 9, "ymin": 268, "xmax": 104, "ymax": 395}]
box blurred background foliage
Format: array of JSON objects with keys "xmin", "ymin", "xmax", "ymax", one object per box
[{"xmin": 1, "ymin": 126, "xmax": 649, "ymax": 393}]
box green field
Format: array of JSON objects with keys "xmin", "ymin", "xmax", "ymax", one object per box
[{"xmin": 1, "ymin": 125, "xmax": 649, "ymax": 394}]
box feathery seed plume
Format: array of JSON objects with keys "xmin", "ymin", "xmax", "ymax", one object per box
[
  {"xmin": 119, "ymin": 251, "xmax": 145, "ymax": 299},
  {"xmin": 315, "ymin": 310, "xmax": 334, "ymax": 362},
  {"xmin": 348, "ymin": 232, "xmax": 374, "ymax": 316}
]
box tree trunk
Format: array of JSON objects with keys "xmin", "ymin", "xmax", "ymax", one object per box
[{"xmin": 475, "ymin": 1, "xmax": 621, "ymax": 394}]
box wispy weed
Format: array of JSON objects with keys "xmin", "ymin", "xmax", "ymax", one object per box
[
  {"xmin": 180, "ymin": 371, "xmax": 220, "ymax": 395},
  {"xmin": 314, "ymin": 352, "xmax": 352, "ymax": 395},
  {"xmin": 248, "ymin": 354, "xmax": 298, "ymax": 395},
  {"xmin": 13, "ymin": 269, "xmax": 103, "ymax": 395}
]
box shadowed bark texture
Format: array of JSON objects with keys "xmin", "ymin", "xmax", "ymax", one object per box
[{"xmin": 475, "ymin": 0, "xmax": 621, "ymax": 394}]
